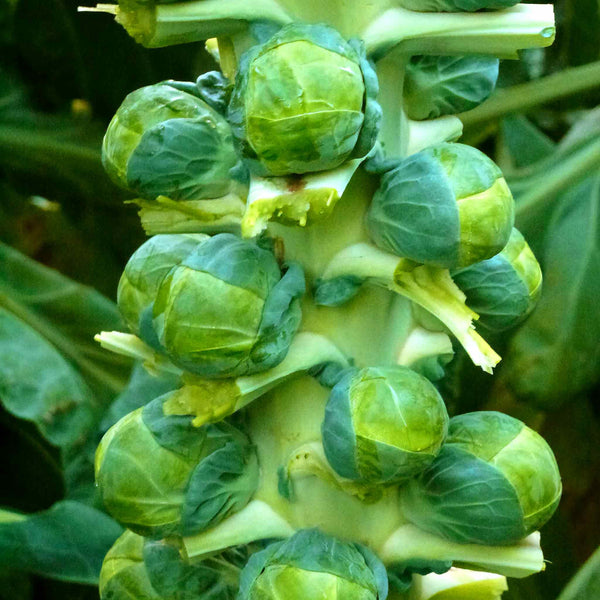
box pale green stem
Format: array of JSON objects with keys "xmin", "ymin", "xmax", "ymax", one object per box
[
  {"xmin": 320, "ymin": 243, "xmax": 500, "ymax": 373},
  {"xmin": 461, "ymin": 60, "xmax": 600, "ymax": 129},
  {"xmin": 379, "ymin": 525, "xmax": 544, "ymax": 579},
  {"xmin": 182, "ymin": 500, "xmax": 295, "ymax": 559},
  {"xmin": 362, "ymin": 4, "xmax": 555, "ymax": 60}
]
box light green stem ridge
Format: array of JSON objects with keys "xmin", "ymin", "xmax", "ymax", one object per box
[
  {"xmin": 320, "ymin": 243, "xmax": 500, "ymax": 373},
  {"xmin": 461, "ymin": 60, "xmax": 600, "ymax": 128},
  {"xmin": 362, "ymin": 4, "xmax": 555, "ymax": 60},
  {"xmin": 379, "ymin": 525, "xmax": 544, "ymax": 579},
  {"xmin": 182, "ymin": 500, "xmax": 295, "ymax": 559}
]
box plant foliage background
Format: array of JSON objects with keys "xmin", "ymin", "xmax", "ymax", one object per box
[{"xmin": 0, "ymin": 0, "xmax": 599, "ymax": 598}]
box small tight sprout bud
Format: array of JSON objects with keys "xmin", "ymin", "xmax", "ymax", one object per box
[
  {"xmin": 401, "ymin": 411, "xmax": 562, "ymax": 545},
  {"xmin": 238, "ymin": 529, "xmax": 389, "ymax": 600},
  {"xmin": 229, "ymin": 23, "xmax": 381, "ymax": 176},
  {"xmin": 99, "ymin": 529, "xmax": 245, "ymax": 600},
  {"xmin": 152, "ymin": 233, "xmax": 305, "ymax": 378},
  {"xmin": 103, "ymin": 81, "xmax": 245, "ymax": 202},
  {"xmin": 452, "ymin": 228, "xmax": 543, "ymax": 331},
  {"xmin": 404, "ymin": 55, "xmax": 499, "ymax": 121},
  {"xmin": 117, "ymin": 234, "xmax": 207, "ymax": 340},
  {"xmin": 95, "ymin": 393, "xmax": 259, "ymax": 539},
  {"xmin": 367, "ymin": 143, "xmax": 515, "ymax": 269},
  {"xmin": 322, "ymin": 366, "xmax": 449, "ymax": 484}
]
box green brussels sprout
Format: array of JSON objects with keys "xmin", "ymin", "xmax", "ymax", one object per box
[
  {"xmin": 228, "ymin": 23, "xmax": 381, "ymax": 176},
  {"xmin": 399, "ymin": 0, "xmax": 519, "ymax": 11},
  {"xmin": 95, "ymin": 393, "xmax": 259, "ymax": 539},
  {"xmin": 152, "ymin": 233, "xmax": 305, "ymax": 378},
  {"xmin": 117, "ymin": 234, "xmax": 207, "ymax": 339},
  {"xmin": 100, "ymin": 530, "xmax": 161, "ymax": 600},
  {"xmin": 100, "ymin": 529, "xmax": 243, "ymax": 600},
  {"xmin": 404, "ymin": 55, "xmax": 499, "ymax": 121},
  {"xmin": 102, "ymin": 80, "xmax": 245, "ymax": 201},
  {"xmin": 322, "ymin": 366, "xmax": 449, "ymax": 484},
  {"xmin": 452, "ymin": 228, "xmax": 543, "ymax": 331},
  {"xmin": 238, "ymin": 529, "xmax": 388, "ymax": 600},
  {"xmin": 367, "ymin": 143, "xmax": 514, "ymax": 269},
  {"xmin": 401, "ymin": 411, "xmax": 562, "ymax": 545}
]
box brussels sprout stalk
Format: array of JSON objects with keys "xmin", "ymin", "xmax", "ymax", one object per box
[
  {"xmin": 316, "ymin": 242, "xmax": 501, "ymax": 373},
  {"xmin": 396, "ymin": 326, "xmax": 454, "ymax": 379},
  {"xmin": 91, "ymin": 2, "xmax": 562, "ymax": 596},
  {"xmin": 406, "ymin": 116, "xmax": 463, "ymax": 156},
  {"xmin": 279, "ymin": 440, "xmax": 383, "ymax": 503}
]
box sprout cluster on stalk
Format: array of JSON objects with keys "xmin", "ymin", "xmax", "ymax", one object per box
[{"xmin": 83, "ymin": 0, "xmax": 561, "ymax": 598}]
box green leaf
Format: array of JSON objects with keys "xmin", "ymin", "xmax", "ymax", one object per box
[
  {"xmin": 404, "ymin": 55, "xmax": 499, "ymax": 121},
  {"xmin": 557, "ymin": 546, "xmax": 600, "ymax": 600},
  {"xmin": 0, "ymin": 307, "xmax": 94, "ymax": 447},
  {"xmin": 499, "ymin": 115, "xmax": 556, "ymax": 170},
  {"xmin": 0, "ymin": 501, "xmax": 123, "ymax": 585},
  {"xmin": 0, "ymin": 242, "xmax": 132, "ymax": 403},
  {"xmin": 501, "ymin": 175, "xmax": 600, "ymax": 407}
]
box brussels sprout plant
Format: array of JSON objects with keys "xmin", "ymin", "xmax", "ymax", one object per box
[{"xmin": 78, "ymin": 1, "xmax": 563, "ymax": 599}]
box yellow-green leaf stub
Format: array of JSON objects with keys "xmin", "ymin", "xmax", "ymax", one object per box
[
  {"xmin": 229, "ymin": 23, "xmax": 381, "ymax": 176},
  {"xmin": 322, "ymin": 366, "xmax": 449, "ymax": 484}
]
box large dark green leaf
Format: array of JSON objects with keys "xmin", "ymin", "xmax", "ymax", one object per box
[
  {"xmin": 0, "ymin": 242, "xmax": 131, "ymax": 403},
  {"xmin": 501, "ymin": 175, "xmax": 600, "ymax": 407},
  {"xmin": 0, "ymin": 307, "xmax": 94, "ymax": 446},
  {"xmin": 557, "ymin": 545, "xmax": 600, "ymax": 600},
  {"xmin": 0, "ymin": 501, "xmax": 123, "ymax": 585}
]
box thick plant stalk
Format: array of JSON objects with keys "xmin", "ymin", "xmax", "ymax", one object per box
[{"xmin": 89, "ymin": 2, "xmax": 561, "ymax": 598}]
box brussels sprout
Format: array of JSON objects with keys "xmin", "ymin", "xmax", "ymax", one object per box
[
  {"xmin": 322, "ymin": 366, "xmax": 449, "ymax": 484},
  {"xmin": 367, "ymin": 143, "xmax": 514, "ymax": 269},
  {"xmin": 229, "ymin": 23, "xmax": 381, "ymax": 176},
  {"xmin": 117, "ymin": 234, "xmax": 206, "ymax": 339},
  {"xmin": 404, "ymin": 55, "xmax": 499, "ymax": 121},
  {"xmin": 399, "ymin": 0, "xmax": 519, "ymax": 11},
  {"xmin": 401, "ymin": 411, "xmax": 562, "ymax": 545},
  {"xmin": 100, "ymin": 529, "xmax": 243, "ymax": 600},
  {"xmin": 452, "ymin": 228, "xmax": 543, "ymax": 331},
  {"xmin": 102, "ymin": 81, "xmax": 244, "ymax": 201},
  {"xmin": 152, "ymin": 233, "xmax": 305, "ymax": 378},
  {"xmin": 95, "ymin": 393, "xmax": 259, "ymax": 538},
  {"xmin": 99, "ymin": 530, "xmax": 161, "ymax": 600},
  {"xmin": 238, "ymin": 529, "xmax": 388, "ymax": 600}
]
